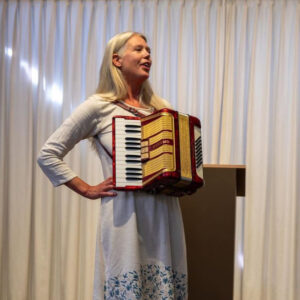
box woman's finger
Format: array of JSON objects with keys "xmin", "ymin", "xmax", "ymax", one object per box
[
  {"xmin": 100, "ymin": 191, "xmax": 117, "ymax": 197},
  {"xmin": 104, "ymin": 177, "xmax": 113, "ymax": 183},
  {"xmin": 102, "ymin": 185, "xmax": 114, "ymax": 192}
]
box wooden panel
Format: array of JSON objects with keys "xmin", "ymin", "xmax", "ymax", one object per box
[{"xmin": 179, "ymin": 165, "xmax": 245, "ymax": 300}]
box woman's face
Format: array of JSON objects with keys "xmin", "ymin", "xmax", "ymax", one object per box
[{"xmin": 113, "ymin": 35, "xmax": 152, "ymax": 84}]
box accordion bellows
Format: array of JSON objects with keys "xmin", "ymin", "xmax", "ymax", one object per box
[{"xmin": 112, "ymin": 108, "xmax": 204, "ymax": 195}]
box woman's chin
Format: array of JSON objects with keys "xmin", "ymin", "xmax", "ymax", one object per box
[
  {"xmin": 141, "ymin": 70, "xmax": 151, "ymax": 80},
  {"xmin": 135, "ymin": 73, "xmax": 150, "ymax": 84}
]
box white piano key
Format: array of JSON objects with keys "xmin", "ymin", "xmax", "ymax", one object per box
[
  {"xmin": 115, "ymin": 163, "xmax": 142, "ymax": 169},
  {"xmin": 115, "ymin": 179, "xmax": 142, "ymax": 187}
]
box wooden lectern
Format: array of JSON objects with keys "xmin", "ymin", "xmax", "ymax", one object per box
[{"xmin": 179, "ymin": 164, "xmax": 246, "ymax": 300}]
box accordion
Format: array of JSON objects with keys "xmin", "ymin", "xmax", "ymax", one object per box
[{"xmin": 112, "ymin": 108, "xmax": 204, "ymax": 195}]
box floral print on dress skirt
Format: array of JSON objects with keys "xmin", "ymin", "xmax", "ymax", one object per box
[{"xmin": 104, "ymin": 264, "xmax": 187, "ymax": 300}]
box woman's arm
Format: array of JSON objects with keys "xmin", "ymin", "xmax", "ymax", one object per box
[
  {"xmin": 65, "ymin": 176, "xmax": 117, "ymax": 200},
  {"xmin": 37, "ymin": 98, "xmax": 115, "ymax": 197}
]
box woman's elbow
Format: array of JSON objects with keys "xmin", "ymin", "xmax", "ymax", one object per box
[{"xmin": 37, "ymin": 149, "xmax": 45, "ymax": 168}]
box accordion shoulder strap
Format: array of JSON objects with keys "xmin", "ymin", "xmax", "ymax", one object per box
[{"xmin": 114, "ymin": 100, "xmax": 154, "ymax": 117}]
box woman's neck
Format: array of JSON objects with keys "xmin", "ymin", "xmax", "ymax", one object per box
[
  {"xmin": 124, "ymin": 83, "xmax": 146, "ymax": 108},
  {"xmin": 124, "ymin": 98, "xmax": 140, "ymax": 106}
]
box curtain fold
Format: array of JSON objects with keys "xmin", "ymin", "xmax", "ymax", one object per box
[
  {"xmin": 1, "ymin": 0, "xmax": 299, "ymax": 299},
  {"xmin": 244, "ymin": 1, "xmax": 300, "ymax": 299}
]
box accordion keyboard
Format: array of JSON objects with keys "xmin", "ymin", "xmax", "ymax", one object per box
[{"xmin": 114, "ymin": 118, "xmax": 143, "ymax": 188}]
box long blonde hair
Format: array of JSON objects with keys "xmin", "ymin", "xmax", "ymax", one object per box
[{"xmin": 96, "ymin": 32, "xmax": 169, "ymax": 110}]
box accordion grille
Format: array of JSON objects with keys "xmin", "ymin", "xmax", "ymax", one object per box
[
  {"xmin": 142, "ymin": 114, "xmax": 173, "ymax": 137},
  {"xmin": 178, "ymin": 113, "xmax": 192, "ymax": 182},
  {"xmin": 143, "ymin": 153, "xmax": 175, "ymax": 182},
  {"xmin": 142, "ymin": 113, "xmax": 176, "ymax": 182},
  {"xmin": 149, "ymin": 144, "xmax": 174, "ymax": 159},
  {"xmin": 148, "ymin": 130, "xmax": 173, "ymax": 145}
]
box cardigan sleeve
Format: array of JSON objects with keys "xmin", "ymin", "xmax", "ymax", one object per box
[{"xmin": 37, "ymin": 98, "xmax": 102, "ymax": 187}]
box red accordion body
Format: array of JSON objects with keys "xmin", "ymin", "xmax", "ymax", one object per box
[{"xmin": 112, "ymin": 108, "xmax": 203, "ymax": 195}]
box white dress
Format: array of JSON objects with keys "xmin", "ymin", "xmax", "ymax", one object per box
[{"xmin": 37, "ymin": 94, "xmax": 187, "ymax": 300}]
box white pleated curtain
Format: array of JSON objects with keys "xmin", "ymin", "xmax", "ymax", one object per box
[{"xmin": 0, "ymin": 0, "xmax": 299, "ymax": 299}]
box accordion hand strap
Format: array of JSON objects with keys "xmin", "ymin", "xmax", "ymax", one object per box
[{"xmin": 114, "ymin": 100, "xmax": 154, "ymax": 117}]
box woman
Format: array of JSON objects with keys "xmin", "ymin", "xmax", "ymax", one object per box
[{"xmin": 38, "ymin": 32, "xmax": 187, "ymax": 300}]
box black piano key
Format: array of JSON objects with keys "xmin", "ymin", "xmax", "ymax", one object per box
[
  {"xmin": 125, "ymin": 124, "xmax": 141, "ymax": 128},
  {"xmin": 195, "ymin": 137, "xmax": 202, "ymax": 153},
  {"xmin": 196, "ymin": 138, "xmax": 201, "ymax": 145},
  {"xmin": 196, "ymin": 146, "xmax": 202, "ymax": 153},
  {"xmin": 195, "ymin": 154, "xmax": 201, "ymax": 162},
  {"xmin": 125, "ymin": 167, "xmax": 142, "ymax": 172},
  {"xmin": 126, "ymin": 172, "xmax": 142, "ymax": 176},
  {"xmin": 125, "ymin": 137, "xmax": 141, "ymax": 141},
  {"xmin": 126, "ymin": 159, "xmax": 142, "ymax": 163},
  {"xmin": 126, "ymin": 176, "xmax": 143, "ymax": 181},
  {"xmin": 126, "ymin": 155, "xmax": 141, "ymax": 158},
  {"xmin": 195, "ymin": 135, "xmax": 203, "ymax": 168},
  {"xmin": 195, "ymin": 141, "xmax": 201, "ymax": 149},
  {"xmin": 197, "ymin": 160, "xmax": 203, "ymax": 168},
  {"xmin": 125, "ymin": 129, "xmax": 141, "ymax": 133},
  {"xmin": 196, "ymin": 150, "xmax": 202, "ymax": 157},
  {"xmin": 196, "ymin": 153, "xmax": 203, "ymax": 167}
]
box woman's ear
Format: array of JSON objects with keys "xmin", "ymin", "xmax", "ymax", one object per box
[{"xmin": 112, "ymin": 53, "xmax": 122, "ymax": 68}]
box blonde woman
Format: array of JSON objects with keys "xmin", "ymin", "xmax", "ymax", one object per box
[{"xmin": 38, "ymin": 32, "xmax": 187, "ymax": 300}]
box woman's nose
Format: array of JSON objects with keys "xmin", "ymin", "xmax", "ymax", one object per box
[{"xmin": 143, "ymin": 49, "xmax": 151, "ymax": 58}]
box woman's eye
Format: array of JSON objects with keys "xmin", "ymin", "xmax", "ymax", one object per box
[{"xmin": 134, "ymin": 46, "xmax": 151, "ymax": 54}]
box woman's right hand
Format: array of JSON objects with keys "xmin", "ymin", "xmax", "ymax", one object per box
[
  {"xmin": 65, "ymin": 176, "xmax": 117, "ymax": 200},
  {"xmin": 85, "ymin": 177, "xmax": 117, "ymax": 199}
]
